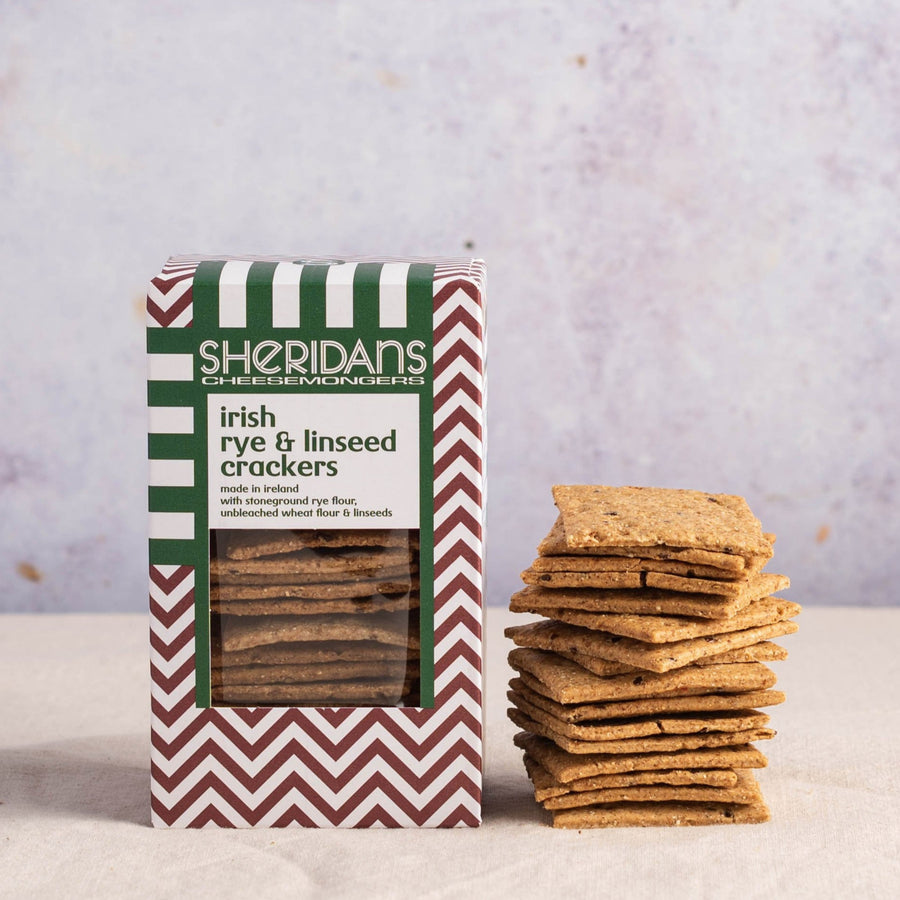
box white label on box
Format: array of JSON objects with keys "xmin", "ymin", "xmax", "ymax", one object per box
[{"xmin": 207, "ymin": 393, "xmax": 419, "ymax": 529}]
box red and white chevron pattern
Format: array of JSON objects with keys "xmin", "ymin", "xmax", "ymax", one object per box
[
  {"xmin": 149, "ymin": 263, "xmax": 485, "ymax": 827},
  {"xmin": 146, "ymin": 259, "xmax": 199, "ymax": 327}
]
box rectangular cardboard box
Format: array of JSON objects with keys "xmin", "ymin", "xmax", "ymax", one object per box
[{"xmin": 147, "ymin": 256, "xmax": 485, "ymax": 826}]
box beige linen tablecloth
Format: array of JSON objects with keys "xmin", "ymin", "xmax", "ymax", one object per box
[{"xmin": 1, "ymin": 608, "xmax": 898, "ymax": 899}]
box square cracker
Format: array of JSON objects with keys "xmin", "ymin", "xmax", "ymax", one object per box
[
  {"xmin": 212, "ymin": 659, "xmax": 416, "ymax": 686},
  {"xmin": 510, "ymin": 584, "xmax": 754, "ymax": 620},
  {"xmin": 508, "ymin": 706, "xmax": 774, "ymax": 755},
  {"xmin": 552, "ymin": 485, "xmax": 773, "ymax": 560},
  {"xmin": 220, "ymin": 529, "xmax": 413, "ymax": 560},
  {"xmin": 550, "ymin": 798, "xmax": 770, "ymax": 828},
  {"xmin": 521, "ymin": 569, "xmax": 643, "ymax": 589},
  {"xmin": 509, "ymin": 676, "xmax": 785, "ymax": 722},
  {"xmin": 560, "ymin": 641, "xmax": 787, "ymax": 676},
  {"xmin": 210, "ymin": 547, "xmax": 414, "ymax": 578},
  {"xmin": 537, "ymin": 516, "xmax": 753, "ymax": 572},
  {"xmin": 542, "ymin": 594, "xmax": 800, "ymax": 643},
  {"xmin": 541, "ymin": 768, "xmax": 762, "ymax": 810},
  {"xmin": 529, "ymin": 555, "xmax": 740, "ymax": 580},
  {"xmin": 212, "ymin": 593, "xmax": 418, "ymax": 617},
  {"xmin": 523, "ymin": 569, "xmax": 790, "ymax": 600},
  {"xmin": 507, "ymin": 648, "xmax": 777, "ymax": 704},
  {"xmin": 513, "ymin": 731, "xmax": 768, "ymax": 782},
  {"xmin": 213, "ymin": 575, "xmax": 414, "ymax": 600},
  {"xmin": 507, "ymin": 617, "xmax": 799, "ymax": 673},
  {"xmin": 211, "ymin": 566, "xmax": 418, "ymax": 586},
  {"xmin": 212, "ymin": 678, "xmax": 417, "ymax": 706},
  {"xmin": 508, "ymin": 688, "xmax": 770, "ymax": 742},
  {"xmin": 505, "ymin": 622, "xmax": 787, "ymax": 675},
  {"xmin": 215, "ymin": 640, "xmax": 415, "ymax": 668},
  {"xmin": 522, "ymin": 754, "xmax": 740, "ymax": 803},
  {"xmin": 221, "ymin": 612, "xmax": 420, "ymax": 652}
]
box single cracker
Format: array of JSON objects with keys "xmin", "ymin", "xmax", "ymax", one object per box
[
  {"xmin": 552, "ymin": 485, "xmax": 773, "ymax": 560},
  {"xmin": 524, "ymin": 570, "xmax": 790, "ymax": 600},
  {"xmin": 220, "ymin": 528, "xmax": 415, "ymax": 560},
  {"xmin": 537, "ymin": 516, "xmax": 753, "ymax": 571},
  {"xmin": 214, "ymin": 640, "xmax": 416, "ymax": 668},
  {"xmin": 508, "ymin": 618, "xmax": 799, "ymax": 673},
  {"xmin": 212, "ymin": 593, "xmax": 419, "ymax": 617},
  {"xmin": 642, "ymin": 570, "xmax": 789, "ymax": 599},
  {"xmin": 220, "ymin": 612, "xmax": 420, "ymax": 652},
  {"xmin": 560, "ymin": 642, "xmax": 787, "ymax": 676},
  {"xmin": 522, "ymin": 754, "xmax": 739, "ymax": 803},
  {"xmin": 210, "ymin": 547, "xmax": 414, "ymax": 578},
  {"xmin": 529, "ymin": 555, "xmax": 740, "ymax": 580},
  {"xmin": 212, "ymin": 659, "xmax": 416, "ymax": 686},
  {"xmin": 509, "ymin": 676, "xmax": 785, "ymax": 722},
  {"xmin": 508, "ymin": 706, "xmax": 774, "ymax": 755},
  {"xmin": 211, "ymin": 565, "xmax": 418, "ymax": 586},
  {"xmin": 507, "ymin": 621, "xmax": 787, "ymax": 672},
  {"xmin": 542, "ymin": 594, "xmax": 800, "ymax": 643},
  {"xmin": 543, "ymin": 769, "xmax": 762, "ymax": 810},
  {"xmin": 510, "ymin": 584, "xmax": 756, "ymax": 620},
  {"xmin": 212, "ymin": 678, "xmax": 417, "ymax": 705},
  {"xmin": 521, "ymin": 569, "xmax": 643, "ymax": 590},
  {"xmin": 513, "ymin": 731, "xmax": 768, "ymax": 783},
  {"xmin": 508, "ymin": 689, "xmax": 770, "ymax": 742},
  {"xmin": 550, "ymin": 798, "xmax": 770, "ymax": 828},
  {"xmin": 508, "ymin": 648, "xmax": 776, "ymax": 704},
  {"xmin": 213, "ymin": 575, "xmax": 415, "ymax": 600}
]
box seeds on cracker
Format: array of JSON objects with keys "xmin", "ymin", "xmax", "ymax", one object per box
[
  {"xmin": 513, "ymin": 732, "xmax": 769, "ymax": 783},
  {"xmin": 509, "ymin": 648, "xmax": 778, "ymax": 704},
  {"xmin": 510, "ymin": 485, "xmax": 796, "ymax": 827},
  {"xmin": 212, "ymin": 593, "xmax": 420, "ymax": 617},
  {"xmin": 508, "ymin": 676, "xmax": 786, "ymax": 723},
  {"xmin": 219, "ymin": 528, "xmax": 416, "ymax": 560},
  {"xmin": 551, "ymin": 485, "xmax": 773, "ymax": 561}
]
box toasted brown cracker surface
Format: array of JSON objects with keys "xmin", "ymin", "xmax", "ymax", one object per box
[
  {"xmin": 521, "ymin": 569, "xmax": 643, "ymax": 589},
  {"xmin": 212, "ymin": 594, "xmax": 419, "ymax": 617},
  {"xmin": 543, "ymin": 769, "xmax": 761, "ymax": 810},
  {"xmin": 509, "ymin": 618, "xmax": 798, "ymax": 673},
  {"xmin": 530, "ymin": 554, "xmax": 739, "ymax": 579},
  {"xmin": 212, "ymin": 678, "xmax": 416, "ymax": 705},
  {"xmin": 221, "ymin": 529, "xmax": 413, "ymax": 560},
  {"xmin": 220, "ymin": 612, "xmax": 420, "ymax": 652},
  {"xmin": 510, "ymin": 584, "xmax": 753, "ymax": 619},
  {"xmin": 522, "ymin": 754, "xmax": 740, "ymax": 803},
  {"xmin": 211, "ymin": 547, "xmax": 413, "ymax": 578},
  {"xmin": 543, "ymin": 593, "xmax": 799, "ymax": 643},
  {"xmin": 550, "ymin": 797, "xmax": 770, "ymax": 828},
  {"xmin": 537, "ymin": 516, "xmax": 751, "ymax": 571},
  {"xmin": 509, "ymin": 676, "xmax": 785, "ymax": 722},
  {"xmin": 215, "ymin": 640, "xmax": 415, "ymax": 668},
  {"xmin": 508, "ymin": 648, "xmax": 777, "ymax": 704},
  {"xmin": 508, "ymin": 706, "xmax": 774, "ymax": 754},
  {"xmin": 213, "ymin": 575, "xmax": 414, "ymax": 600},
  {"xmin": 560, "ymin": 642, "xmax": 788, "ymax": 675},
  {"xmin": 513, "ymin": 731, "xmax": 768, "ymax": 782},
  {"xmin": 212, "ymin": 659, "xmax": 416, "ymax": 687},
  {"xmin": 552, "ymin": 485, "xmax": 773, "ymax": 559},
  {"xmin": 508, "ymin": 689, "xmax": 769, "ymax": 741}
]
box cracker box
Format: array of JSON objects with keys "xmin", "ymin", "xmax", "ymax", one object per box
[{"xmin": 146, "ymin": 256, "xmax": 485, "ymax": 827}]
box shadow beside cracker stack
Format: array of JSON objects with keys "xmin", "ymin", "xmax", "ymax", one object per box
[{"xmin": 506, "ymin": 485, "xmax": 799, "ymax": 828}]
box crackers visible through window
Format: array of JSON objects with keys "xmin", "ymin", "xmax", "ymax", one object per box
[{"xmin": 209, "ymin": 528, "xmax": 421, "ymax": 707}]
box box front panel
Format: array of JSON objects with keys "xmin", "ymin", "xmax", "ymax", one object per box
[{"xmin": 148, "ymin": 257, "xmax": 484, "ymax": 827}]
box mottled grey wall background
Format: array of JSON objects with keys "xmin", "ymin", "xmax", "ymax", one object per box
[{"xmin": 2, "ymin": 1, "xmax": 898, "ymax": 611}]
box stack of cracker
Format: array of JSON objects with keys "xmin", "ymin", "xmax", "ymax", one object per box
[
  {"xmin": 506, "ymin": 485, "xmax": 799, "ymax": 828},
  {"xmin": 210, "ymin": 528, "xmax": 420, "ymax": 707}
]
